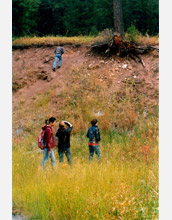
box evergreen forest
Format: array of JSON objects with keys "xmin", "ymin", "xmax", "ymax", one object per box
[{"xmin": 12, "ymin": 0, "xmax": 159, "ymax": 37}]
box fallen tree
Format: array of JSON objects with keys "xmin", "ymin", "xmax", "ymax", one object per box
[{"xmin": 90, "ymin": 34, "xmax": 159, "ymax": 67}]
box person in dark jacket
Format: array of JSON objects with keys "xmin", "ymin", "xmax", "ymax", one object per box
[
  {"xmin": 56, "ymin": 120, "xmax": 73, "ymax": 165},
  {"xmin": 86, "ymin": 119, "xmax": 101, "ymax": 161},
  {"xmin": 52, "ymin": 43, "xmax": 65, "ymax": 71},
  {"xmin": 41, "ymin": 117, "xmax": 56, "ymax": 170}
]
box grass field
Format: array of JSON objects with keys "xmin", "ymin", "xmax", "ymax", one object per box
[
  {"xmin": 12, "ymin": 35, "xmax": 159, "ymax": 219},
  {"xmin": 13, "ymin": 126, "xmax": 158, "ymax": 220},
  {"xmin": 13, "ymin": 102, "xmax": 159, "ymax": 220}
]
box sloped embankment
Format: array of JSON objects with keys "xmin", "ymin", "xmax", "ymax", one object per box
[
  {"xmin": 12, "ymin": 44, "xmax": 159, "ymax": 133},
  {"xmin": 12, "ymin": 43, "xmax": 159, "ymax": 220}
]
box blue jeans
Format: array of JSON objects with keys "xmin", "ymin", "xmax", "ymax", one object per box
[
  {"xmin": 58, "ymin": 147, "xmax": 72, "ymax": 165},
  {"xmin": 89, "ymin": 145, "xmax": 101, "ymax": 161},
  {"xmin": 41, "ymin": 148, "xmax": 55, "ymax": 169},
  {"xmin": 53, "ymin": 54, "xmax": 62, "ymax": 68}
]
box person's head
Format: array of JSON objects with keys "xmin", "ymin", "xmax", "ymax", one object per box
[
  {"xmin": 91, "ymin": 119, "xmax": 98, "ymax": 126},
  {"xmin": 60, "ymin": 43, "xmax": 63, "ymax": 47},
  {"xmin": 59, "ymin": 121, "xmax": 65, "ymax": 130},
  {"xmin": 48, "ymin": 117, "xmax": 56, "ymax": 127}
]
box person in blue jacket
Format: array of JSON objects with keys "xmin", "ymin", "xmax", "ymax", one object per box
[{"xmin": 86, "ymin": 119, "xmax": 101, "ymax": 161}]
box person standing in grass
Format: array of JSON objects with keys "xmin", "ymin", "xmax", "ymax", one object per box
[
  {"xmin": 56, "ymin": 121, "xmax": 73, "ymax": 165},
  {"xmin": 41, "ymin": 117, "xmax": 56, "ymax": 170},
  {"xmin": 52, "ymin": 43, "xmax": 65, "ymax": 71},
  {"xmin": 86, "ymin": 119, "xmax": 101, "ymax": 161}
]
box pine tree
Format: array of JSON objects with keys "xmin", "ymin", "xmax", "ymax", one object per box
[
  {"xmin": 113, "ymin": 0, "xmax": 124, "ymax": 38},
  {"xmin": 12, "ymin": 0, "xmax": 41, "ymax": 36}
]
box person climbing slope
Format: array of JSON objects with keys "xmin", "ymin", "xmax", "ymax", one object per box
[{"xmin": 52, "ymin": 43, "xmax": 65, "ymax": 71}]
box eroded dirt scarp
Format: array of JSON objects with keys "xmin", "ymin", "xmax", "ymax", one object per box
[
  {"xmin": 12, "ymin": 45, "xmax": 159, "ymax": 133},
  {"xmin": 12, "ymin": 45, "xmax": 158, "ymax": 101}
]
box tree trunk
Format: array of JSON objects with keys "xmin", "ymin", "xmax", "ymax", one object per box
[{"xmin": 113, "ymin": 0, "xmax": 124, "ymax": 38}]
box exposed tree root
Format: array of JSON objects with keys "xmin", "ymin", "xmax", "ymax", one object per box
[{"xmin": 90, "ymin": 35, "xmax": 159, "ymax": 67}]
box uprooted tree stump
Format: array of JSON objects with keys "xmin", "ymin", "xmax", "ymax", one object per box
[{"xmin": 90, "ymin": 35, "xmax": 159, "ymax": 67}]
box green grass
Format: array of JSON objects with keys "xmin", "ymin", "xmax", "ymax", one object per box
[{"xmin": 13, "ymin": 131, "xmax": 158, "ymax": 220}]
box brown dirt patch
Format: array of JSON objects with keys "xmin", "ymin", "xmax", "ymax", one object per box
[{"xmin": 12, "ymin": 45, "xmax": 159, "ymax": 113}]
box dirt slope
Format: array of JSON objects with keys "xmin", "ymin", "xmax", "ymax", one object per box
[
  {"xmin": 12, "ymin": 46, "xmax": 88, "ymax": 106},
  {"xmin": 12, "ymin": 45, "xmax": 159, "ymax": 126}
]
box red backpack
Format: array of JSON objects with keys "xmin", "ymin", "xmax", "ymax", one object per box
[{"xmin": 37, "ymin": 129, "xmax": 46, "ymax": 150}]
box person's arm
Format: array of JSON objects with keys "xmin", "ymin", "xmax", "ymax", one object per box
[
  {"xmin": 96, "ymin": 128, "xmax": 101, "ymax": 141},
  {"xmin": 56, "ymin": 129, "xmax": 59, "ymax": 137},
  {"xmin": 86, "ymin": 128, "xmax": 89, "ymax": 138},
  {"xmin": 64, "ymin": 121, "xmax": 72, "ymax": 128},
  {"xmin": 61, "ymin": 47, "xmax": 64, "ymax": 54},
  {"xmin": 64, "ymin": 121, "xmax": 72, "ymax": 133},
  {"xmin": 55, "ymin": 129, "xmax": 59, "ymax": 146},
  {"xmin": 46, "ymin": 129, "xmax": 52, "ymax": 152}
]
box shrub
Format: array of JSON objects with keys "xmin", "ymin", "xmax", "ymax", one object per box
[
  {"xmin": 89, "ymin": 26, "xmax": 98, "ymax": 36},
  {"xmin": 125, "ymin": 25, "xmax": 140, "ymax": 42}
]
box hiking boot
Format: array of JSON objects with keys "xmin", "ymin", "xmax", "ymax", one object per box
[
  {"xmin": 53, "ymin": 68, "xmax": 55, "ymax": 72},
  {"xmin": 57, "ymin": 66, "xmax": 61, "ymax": 69}
]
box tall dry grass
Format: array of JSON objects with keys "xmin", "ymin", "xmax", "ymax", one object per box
[
  {"xmin": 12, "ymin": 36, "xmax": 97, "ymax": 47},
  {"xmin": 13, "ymin": 130, "xmax": 158, "ymax": 220},
  {"xmin": 12, "ymin": 34, "xmax": 159, "ymax": 48},
  {"xmin": 13, "ymin": 43, "xmax": 159, "ymax": 219},
  {"xmin": 135, "ymin": 34, "xmax": 159, "ymax": 46},
  {"xmin": 13, "ymin": 104, "xmax": 159, "ymax": 219}
]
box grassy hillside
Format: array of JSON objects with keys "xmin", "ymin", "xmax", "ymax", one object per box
[{"xmin": 12, "ymin": 36, "xmax": 159, "ymax": 219}]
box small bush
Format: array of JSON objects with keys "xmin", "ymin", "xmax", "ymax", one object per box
[
  {"xmin": 89, "ymin": 26, "xmax": 98, "ymax": 36},
  {"xmin": 125, "ymin": 25, "xmax": 140, "ymax": 42}
]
